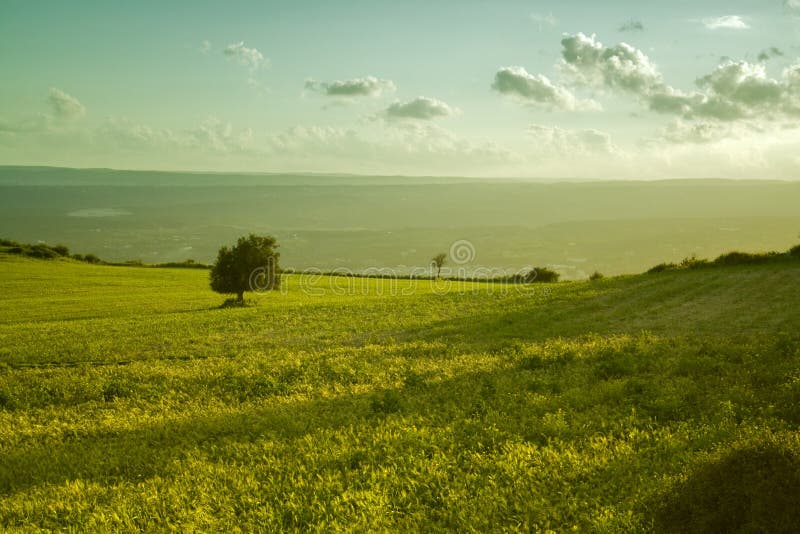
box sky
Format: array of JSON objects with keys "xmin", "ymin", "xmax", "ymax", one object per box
[{"xmin": 1, "ymin": 0, "xmax": 800, "ymax": 179}]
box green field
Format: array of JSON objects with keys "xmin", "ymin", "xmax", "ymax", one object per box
[{"xmin": 1, "ymin": 254, "xmax": 800, "ymax": 531}]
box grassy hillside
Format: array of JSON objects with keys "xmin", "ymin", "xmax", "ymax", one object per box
[{"xmin": 1, "ymin": 254, "xmax": 799, "ymax": 531}]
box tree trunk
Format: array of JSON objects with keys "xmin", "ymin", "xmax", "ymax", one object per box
[
  {"xmin": 437, "ymin": 266, "xmax": 442, "ymax": 279},
  {"xmin": 237, "ymin": 290, "xmax": 244, "ymax": 302}
]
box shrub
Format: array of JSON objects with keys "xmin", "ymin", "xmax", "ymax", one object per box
[
  {"xmin": 679, "ymin": 254, "xmax": 709, "ymax": 269},
  {"xmin": 529, "ymin": 267, "xmax": 560, "ymax": 283},
  {"xmin": 83, "ymin": 254, "xmax": 101, "ymax": 264},
  {"xmin": 790, "ymin": 243, "xmax": 800, "ymax": 258},
  {"xmin": 27, "ymin": 244, "xmax": 59, "ymax": 259},
  {"xmin": 647, "ymin": 262, "xmax": 677, "ymax": 274},
  {"xmin": 651, "ymin": 432, "xmax": 800, "ymax": 533},
  {"xmin": 51, "ymin": 244, "xmax": 70, "ymax": 256},
  {"xmin": 589, "ymin": 271, "xmax": 604, "ymax": 281},
  {"xmin": 713, "ymin": 251, "xmax": 779, "ymax": 266}
]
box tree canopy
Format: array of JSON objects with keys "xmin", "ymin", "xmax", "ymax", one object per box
[{"xmin": 210, "ymin": 234, "xmax": 280, "ymax": 302}]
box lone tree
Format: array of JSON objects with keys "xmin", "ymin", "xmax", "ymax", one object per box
[
  {"xmin": 431, "ymin": 252, "xmax": 447, "ymax": 279},
  {"xmin": 210, "ymin": 234, "xmax": 280, "ymax": 303}
]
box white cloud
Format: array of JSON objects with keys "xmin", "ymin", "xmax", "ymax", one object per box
[
  {"xmin": 701, "ymin": 15, "xmax": 750, "ymax": 30},
  {"xmin": 200, "ymin": 40, "xmax": 211, "ymax": 54},
  {"xmin": 649, "ymin": 60, "xmax": 800, "ymax": 122},
  {"xmin": 223, "ymin": 41, "xmax": 265, "ymax": 70},
  {"xmin": 530, "ymin": 12, "xmax": 557, "ymax": 30},
  {"xmin": 559, "ymin": 33, "xmax": 663, "ymax": 95},
  {"xmin": 385, "ymin": 97, "xmax": 458, "ymax": 120},
  {"xmin": 492, "ymin": 66, "xmax": 600, "ymax": 111},
  {"xmin": 527, "ymin": 124, "xmax": 622, "ymax": 157},
  {"xmin": 305, "ymin": 76, "xmax": 396, "ymax": 97},
  {"xmin": 48, "ymin": 88, "xmax": 86, "ymax": 120}
]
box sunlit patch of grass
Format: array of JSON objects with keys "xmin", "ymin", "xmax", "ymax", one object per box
[{"xmin": 0, "ymin": 255, "xmax": 799, "ymax": 530}]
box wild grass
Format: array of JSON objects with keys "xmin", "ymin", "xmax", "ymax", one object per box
[{"xmin": 0, "ymin": 254, "xmax": 799, "ymax": 531}]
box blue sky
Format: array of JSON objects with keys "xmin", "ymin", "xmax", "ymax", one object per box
[{"xmin": 1, "ymin": 1, "xmax": 799, "ymax": 178}]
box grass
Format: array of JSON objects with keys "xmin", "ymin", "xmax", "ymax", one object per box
[{"xmin": 1, "ymin": 253, "xmax": 799, "ymax": 531}]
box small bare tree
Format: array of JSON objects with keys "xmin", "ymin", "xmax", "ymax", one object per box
[{"xmin": 431, "ymin": 252, "xmax": 447, "ymax": 279}]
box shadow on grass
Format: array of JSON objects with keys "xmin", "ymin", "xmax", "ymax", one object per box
[{"xmin": 394, "ymin": 264, "xmax": 800, "ymax": 350}]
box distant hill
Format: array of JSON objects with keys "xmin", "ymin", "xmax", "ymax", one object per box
[{"xmin": 1, "ymin": 166, "xmax": 799, "ymax": 276}]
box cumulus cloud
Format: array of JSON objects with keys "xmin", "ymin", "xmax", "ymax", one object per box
[
  {"xmin": 48, "ymin": 88, "xmax": 86, "ymax": 120},
  {"xmin": 385, "ymin": 97, "xmax": 458, "ymax": 120},
  {"xmin": 618, "ymin": 19, "xmax": 644, "ymax": 32},
  {"xmin": 555, "ymin": 33, "xmax": 800, "ymax": 124},
  {"xmin": 527, "ymin": 124, "xmax": 621, "ymax": 156},
  {"xmin": 492, "ymin": 66, "xmax": 600, "ymax": 111},
  {"xmin": 654, "ymin": 119, "xmax": 737, "ymax": 144},
  {"xmin": 259, "ymin": 121, "xmax": 522, "ymax": 176},
  {"xmin": 701, "ymin": 15, "xmax": 750, "ymax": 30},
  {"xmin": 305, "ymin": 76, "xmax": 396, "ymax": 97},
  {"xmin": 223, "ymin": 41, "xmax": 265, "ymax": 70},
  {"xmin": 649, "ymin": 60, "xmax": 800, "ymax": 122},
  {"xmin": 559, "ymin": 33, "xmax": 663, "ymax": 95},
  {"xmin": 94, "ymin": 117, "xmax": 255, "ymax": 154}
]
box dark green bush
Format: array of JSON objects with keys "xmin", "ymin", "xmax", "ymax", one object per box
[
  {"xmin": 679, "ymin": 255, "xmax": 709, "ymax": 269},
  {"xmin": 790, "ymin": 243, "xmax": 800, "ymax": 257},
  {"xmin": 713, "ymin": 251, "xmax": 780, "ymax": 266},
  {"xmin": 652, "ymin": 432, "xmax": 800, "ymax": 533},
  {"xmin": 27, "ymin": 244, "xmax": 59, "ymax": 259},
  {"xmin": 647, "ymin": 262, "xmax": 677, "ymax": 273},
  {"xmin": 51, "ymin": 244, "xmax": 70, "ymax": 256},
  {"xmin": 83, "ymin": 254, "xmax": 101, "ymax": 264},
  {"xmin": 530, "ymin": 267, "xmax": 560, "ymax": 283},
  {"xmin": 589, "ymin": 271, "xmax": 604, "ymax": 281}
]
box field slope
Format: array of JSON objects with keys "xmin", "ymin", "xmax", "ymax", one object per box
[{"xmin": 1, "ymin": 254, "xmax": 799, "ymax": 531}]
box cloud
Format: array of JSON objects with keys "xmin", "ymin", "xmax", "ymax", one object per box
[
  {"xmin": 655, "ymin": 119, "xmax": 737, "ymax": 144},
  {"xmin": 492, "ymin": 66, "xmax": 600, "ymax": 111},
  {"xmin": 94, "ymin": 117, "xmax": 255, "ymax": 154},
  {"xmin": 697, "ymin": 61, "xmax": 783, "ymax": 107},
  {"xmin": 618, "ymin": 19, "xmax": 644, "ymax": 32},
  {"xmin": 757, "ymin": 47, "xmax": 784, "ymax": 62},
  {"xmin": 48, "ymin": 88, "xmax": 86, "ymax": 120},
  {"xmin": 701, "ymin": 15, "xmax": 750, "ymax": 30},
  {"xmin": 223, "ymin": 41, "xmax": 265, "ymax": 70},
  {"xmin": 530, "ymin": 12, "xmax": 557, "ymax": 30},
  {"xmin": 305, "ymin": 76, "xmax": 396, "ymax": 97},
  {"xmin": 559, "ymin": 33, "xmax": 663, "ymax": 95},
  {"xmin": 527, "ymin": 124, "xmax": 621, "ymax": 156},
  {"xmin": 200, "ymin": 40, "xmax": 211, "ymax": 54},
  {"xmin": 385, "ymin": 97, "xmax": 458, "ymax": 120},
  {"xmin": 649, "ymin": 60, "xmax": 800, "ymax": 122},
  {"xmin": 785, "ymin": 0, "xmax": 800, "ymax": 13},
  {"xmin": 555, "ymin": 33, "xmax": 800, "ymax": 124}
]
